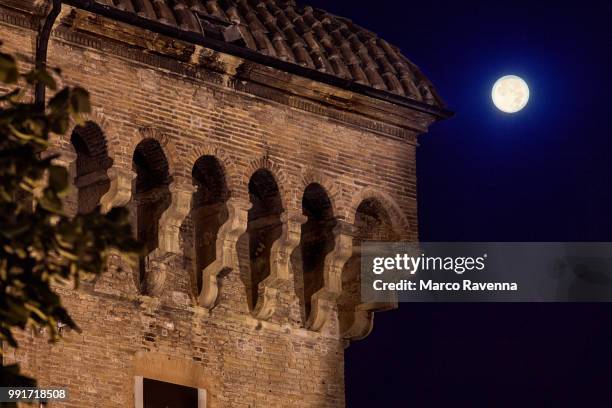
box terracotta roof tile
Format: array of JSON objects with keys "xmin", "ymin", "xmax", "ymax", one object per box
[{"xmin": 99, "ymin": 0, "xmax": 444, "ymax": 107}]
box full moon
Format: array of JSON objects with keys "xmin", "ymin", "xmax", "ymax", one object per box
[{"xmin": 492, "ymin": 75, "xmax": 529, "ymax": 113}]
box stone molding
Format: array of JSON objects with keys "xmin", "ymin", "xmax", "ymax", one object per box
[
  {"xmin": 245, "ymin": 155, "xmax": 293, "ymax": 209},
  {"xmin": 99, "ymin": 167, "xmax": 135, "ymax": 213},
  {"xmin": 296, "ymin": 167, "xmax": 343, "ymax": 218},
  {"xmin": 253, "ymin": 209, "xmax": 306, "ymax": 320},
  {"xmin": 347, "ymin": 187, "xmax": 411, "ymax": 238},
  {"xmin": 342, "ymin": 302, "xmax": 397, "ymax": 341},
  {"xmin": 306, "ymin": 220, "xmax": 355, "ymax": 331},
  {"xmin": 0, "ymin": 5, "xmax": 427, "ymax": 143},
  {"xmin": 197, "ymin": 198, "xmax": 249, "ymax": 309},
  {"xmin": 182, "ymin": 143, "xmax": 240, "ymax": 198},
  {"xmin": 133, "ymin": 351, "xmax": 214, "ymax": 393}
]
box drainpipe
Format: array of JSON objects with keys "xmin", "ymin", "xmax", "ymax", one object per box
[{"xmin": 34, "ymin": 0, "xmax": 62, "ymax": 110}]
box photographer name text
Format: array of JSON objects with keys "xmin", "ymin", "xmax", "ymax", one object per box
[{"xmin": 370, "ymin": 253, "xmax": 518, "ymax": 292}]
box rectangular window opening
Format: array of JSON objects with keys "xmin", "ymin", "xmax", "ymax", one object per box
[{"xmin": 135, "ymin": 376, "xmax": 206, "ymax": 408}]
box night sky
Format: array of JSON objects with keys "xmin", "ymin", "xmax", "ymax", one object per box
[{"xmin": 306, "ymin": 1, "xmax": 612, "ymax": 406}]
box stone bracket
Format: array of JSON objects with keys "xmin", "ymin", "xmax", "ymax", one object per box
[
  {"xmin": 342, "ymin": 309, "xmax": 374, "ymax": 341},
  {"xmin": 198, "ymin": 199, "xmax": 249, "ymax": 308},
  {"xmin": 306, "ymin": 220, "xmax": 355, "ymax": 331},
  {"xmin": 253, "ymin": 209, "xmax": 306, "ymax": 321},
  {"xmin": 140, "ymin": 178, "xmax": 194, "ymax": 296},
  {"xmin": 342, "ymin": 302, "xmax": 396, "ymax": 340},
  {"xmin": 141, "ymin": 249, "xmax": 178, "ymax": 297},
  {"xmin": 100, "ymin": 167, "xmax": 136, "ymax": 214},
  {"xmin": 157, "ymin": 179, "xmax": 195, "ymax": 254}
]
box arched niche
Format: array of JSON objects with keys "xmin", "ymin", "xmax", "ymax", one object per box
[
  {"xmin": 338, "ymin": 198, "xmax": 400, "ymax": 338},
  {"xmin": 131, "ymin": 138, "xmax": 172, "ymax": 290},
  {"xmin": 185, "ymin": 155, "xmax": 230, "ymax": 296},
  {"xmin": 70, "ymin": 122, "xmax": 112, "ymax": 214},
  {"xmin": 294, "ymin": 183, "xmax": 336, "ymax": 323},
  {"xmin": 245, "ymin": 169, "xmax": 283, "ymax": 312}
]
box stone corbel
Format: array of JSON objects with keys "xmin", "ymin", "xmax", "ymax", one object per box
[
  {"xmin": 99, "ymin": 167, "xmax": 136, "ymax": 214},
  {"xmin": 141, "ymin": 249, "xmax": 176, "ymax": 297},
  {"xmin": 157, "ymin": 180, "xmax": 195, "ymax": 254},
  {"xmin": 342, "ymin": 308, "xmax": 374, "ymax": 341},
  {"xmin": 47, "ymin": 148, "xmax": 78, "ymax": 212},
  {"xmin": 198, "ymin": 199, "xmax": 249, "ymax": 308},
  {"xmin": 342, "ymin": 302, "xmax": 397, "ymax": 341},
  {"xmin": 253, "ymin": 209, "xmax": 307, "ymax": 320},
  {"xmin": 42, "ymin": 148, "xmax": 76, "ymax": 187},
  {"xmin": 47, "ymin": 148, "xmax": 77, "ymax": 172},
  {"xmin": 306, "ymin": 220, "xmax": 355, "ymax": 331},
  {"xmin": 140, "ymin": 179, "xmax": 194, "ymax": 297}
]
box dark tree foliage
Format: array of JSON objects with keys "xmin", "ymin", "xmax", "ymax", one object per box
[{"xmin": 0, "ymin": 44, "xmax": 142, "ymax": 388}]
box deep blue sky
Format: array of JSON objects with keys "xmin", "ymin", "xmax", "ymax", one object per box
[{"xmin": 306, "ymin": 1, "xmax": 612, "ymax": 406}]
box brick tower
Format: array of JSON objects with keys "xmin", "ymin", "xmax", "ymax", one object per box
[{"xmin": 0, "ymin": 0, "xmax": 449, "ymax": 406}]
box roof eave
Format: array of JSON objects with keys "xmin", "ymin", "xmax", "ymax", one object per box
[{"xmin": 62, "ymin": 0, "xmax": 454, "ymax": 120}]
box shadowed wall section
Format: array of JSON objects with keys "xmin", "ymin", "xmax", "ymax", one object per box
[
  {"xmin": 70, "ymin": 122, "xmax": 112, "ymax": 214},
  {"xmin": 338, "ymin": 198, "xmax": 400, "ymax": 338},
  {"xmin": 131, "ymin": 138, "xmax": 172, "ymax": 291},
  {"xmin": 245, "ymin": 169, "xmax": 283, "ymax": 311},
  {"xmin": 294, "ymin": 183, "xmax": 337, "ymax": 323},
  {"xmin": 183, "ymin": 155, "xmax": 230, "ymax": 296}
]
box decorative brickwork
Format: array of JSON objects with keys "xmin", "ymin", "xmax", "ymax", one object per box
[{"xmin": 0, "ymin": 1, "xmax": 448, "ymax": 406}]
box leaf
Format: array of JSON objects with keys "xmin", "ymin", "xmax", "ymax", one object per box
[
  {"xmin": 23, "ymin": 303, "xmax": 48, "ymax": 321},
  {"xmin": 48, "ymin": 88, "xmax": 70, "ymax": 113},
  {"xmin": 49, "ymin": 113, "xmax": 69, "ymax": 135},
  {"xmin": 0, "ymin": 48, "xmax": 143, "ymax": 390},
  {"xmin": 0, "ymin": 363, "xmax": 36, "ymax": 388},
  {"xmin": 70, "ymin": 87, "xmax": 91, "ymax": 115},
  {"xmin": 7, "ymin": 124, "xmax": 35, "ymax": 142},
  {"xmin": 0, "ymin": 52, "xmax": 18, "ymax": 84},
  {"xmin": 38, "ymin": 189, "xmax": 63, "ymax": 213},
  {"xmin": 106, "ymin": 207, "xmax": 130, "ymax": 224},
  {"xmin": 0, "ymin": 223, "xmax": 30, "ymax": 239},
  {"xmin": 23, "ymin": 69, "xmax": 57, "ymax": 91},
  {"xmin": 0, "ymin": 88, "xmax": 21, "ymax": 102},
  {"xmin": 48, "ymin": 165, "xmax": 69, "ymax": 195}
]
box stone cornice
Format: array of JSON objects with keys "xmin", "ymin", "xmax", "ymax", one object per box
[
  {"xmin": 0, "ymin": 4, "xmax": 427, "ymax": 143},
  {"xmin": 0, "ymin": 2, "xmax": 37, "ymax": 31}
]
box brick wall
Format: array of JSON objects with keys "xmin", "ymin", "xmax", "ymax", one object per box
[{"xmin": 0, "ymin": 3, "xmax": 439, "ymax": 406}]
